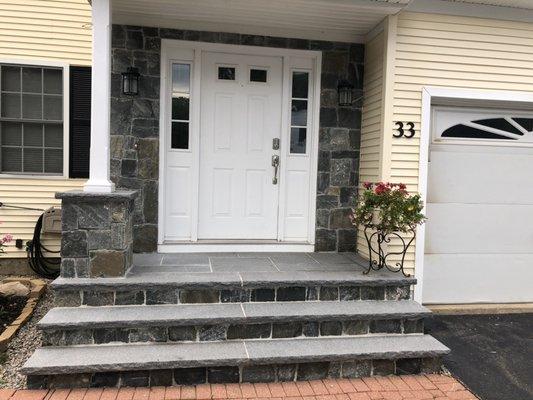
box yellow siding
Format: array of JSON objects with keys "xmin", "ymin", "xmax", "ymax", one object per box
[
  {"xmin": 357, "ymin": 30, "xmax": 385, "ymax": 257},
  {"xmin": 0, "ymin": 178, "xmax": 85, "ymax": 257},
  {"xmin": 0, "ymin": 1, "xmax": 91, "ymax": 258},
  {"xmin": 385, "ymin": 11, "xmax": 533, "ymax": 274},
  {"xmin": 0, "ymin": 0, "xmax": 92, "ymax": 65}
]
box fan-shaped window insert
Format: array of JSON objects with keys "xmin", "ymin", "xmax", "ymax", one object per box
[{"xmin": 442, "ymin": 117, "xmax": 533, "ymax": 141}]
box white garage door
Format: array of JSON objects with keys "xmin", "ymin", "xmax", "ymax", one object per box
[{"xmin": 423, "ymin": 106, "xmax": 533, "ymax": 304}]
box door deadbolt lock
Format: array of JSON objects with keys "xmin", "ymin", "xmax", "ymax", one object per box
[
  {"xmin": 272, "ymin": 138, "xmax": 280, "ymax": 150},
  {"xmin": 272, "ymin": 155, "xmax": 280, "ymax": 184}
]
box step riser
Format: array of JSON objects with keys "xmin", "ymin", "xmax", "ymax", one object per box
[
  {"xmin": 26, "ymin": 357, "xmax": 442, "ymax": 389},
  {"xmin": 41, "ymin": 318, "xmax": 425, "ymax": 346},
  {"xmin": 53, "ymin": 285, "xmax": 411, "ymax": 307}
]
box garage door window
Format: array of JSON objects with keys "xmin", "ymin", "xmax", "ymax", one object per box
[{"xmin": 434, "ymin": 107, "xmax": 533, "ymax": 143}]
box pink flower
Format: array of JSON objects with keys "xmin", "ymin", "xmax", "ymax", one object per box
[
  {"xmin": 363, "ymin": 182, "xmax": 372, "ymax": 190},
  {"xmin": 2, "ymin": 234, "xmax": 13, "ymax": 244}
]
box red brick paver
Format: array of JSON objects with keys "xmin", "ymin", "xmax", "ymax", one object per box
[{"xmin": 1, "ymin": 375, "xmax": 477, "ymax": 400}]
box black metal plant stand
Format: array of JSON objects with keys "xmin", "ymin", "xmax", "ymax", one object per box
[{"xmin": 363, "ymin": 225, "xmax": 416, "ymax": 277}]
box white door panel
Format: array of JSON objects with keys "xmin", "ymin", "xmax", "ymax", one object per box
[
  {"xmin": 428, "ymin": 150, "xmax": 533, "ymax": 204},
  {"xmin": 426, "ymin": 203, "xmax": 533, "ymax": 254},
  {"xmin": 198, "ymin": 52, "xmax": 282, "ymax": 239},
  {"xmin": 423, "ymin": 106, "xmax": 533, "ymax": 304},
  {"xmin": 424, "ymin": 254, "xmax": 533, "ymax": 304}
]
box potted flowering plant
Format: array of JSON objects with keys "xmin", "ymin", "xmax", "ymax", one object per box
[{"xmin": 352, "ymin": 182, "xmax": 425, "ymax": 276}]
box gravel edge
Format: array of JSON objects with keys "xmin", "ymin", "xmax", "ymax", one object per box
[{"xmin": 0, "ymin": 281, "xmax": 52, "ymax": 389}]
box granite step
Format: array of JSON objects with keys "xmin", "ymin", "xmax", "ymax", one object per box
[
  {"xmin": 51, "ymin": 270, "xmax": 415, "ymax": 307},
  {"xmin": 22, "ymin": 335, "xmax": 450, "ymax": 388},
  {"xmin": 38, "ymin": 300, "xmax": 430, "ymax": 346}
]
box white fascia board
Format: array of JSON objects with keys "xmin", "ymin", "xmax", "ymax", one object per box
[{"xmin": 406, "ymin": 0, "xmax": 533, "ymax": 23}]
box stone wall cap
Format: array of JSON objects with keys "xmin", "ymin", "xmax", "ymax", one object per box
[{"xmin": 55, "ymin": 190, "xmax": 139, "ymax": 201}]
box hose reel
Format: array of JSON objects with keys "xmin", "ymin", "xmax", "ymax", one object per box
[{"xmin": 0, "ymin": 202, "xmax": 62, "ymax": 279}]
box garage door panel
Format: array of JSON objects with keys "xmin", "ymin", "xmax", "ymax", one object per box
[
  {"xmin": 423, "ymin": 253, "xmax": 533, "ymax": 304},
  {"xmin": 426, "ymin": 203, "xmax": 533, "ymax": 254},
  {"xmin": 428, "ymin": 151, "xmax": 533, "ymax": 204}
]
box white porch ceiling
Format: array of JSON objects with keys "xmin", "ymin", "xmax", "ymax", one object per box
[
  {"xmin": 111, "ymin": 0, "xmax": 410, "ymax": 43},
  {"xmin": 447, "ymin": 0, "xmax": 533, "ymax": 9}
]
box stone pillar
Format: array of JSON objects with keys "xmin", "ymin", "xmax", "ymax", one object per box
[{"xmin": 56, "ymin": 191, "xmax": 138, "ymax": 278}]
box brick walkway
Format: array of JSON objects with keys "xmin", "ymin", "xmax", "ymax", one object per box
[{"xmin": 0, "ymin": 375, "xmax": 477, "ymax": 400}]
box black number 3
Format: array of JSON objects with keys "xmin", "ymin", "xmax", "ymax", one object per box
[
  {"xmin": 394, "ymin": 121, "xmax": 404, "ymax": 138},
  {"xmin": 405, "ymin": 122, "xmax": 415, "ymax": 138}
]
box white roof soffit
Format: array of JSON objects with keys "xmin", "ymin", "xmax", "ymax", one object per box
[
  {"xmin": 111, "ymin": 0, "xmax": 411, "ymax": 43},
  {"xmin": 406, "ymin": 0, "xmax": 533, "ymax": 23}
]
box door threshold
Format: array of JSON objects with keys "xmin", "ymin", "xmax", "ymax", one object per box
[{"xmin": 158, "ymin": 241, "xmax": 314, "ymax": 253}]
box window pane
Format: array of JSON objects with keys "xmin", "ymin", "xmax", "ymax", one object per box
[
  {"xmin": 292, "ymin": 72, "xmax": 309, "ymax": 98},
  {"xmin": 24, "ymin": 123, "xmax": 43, "ymax": 146},
  {"xmin": 23, "ymin": 147, "xmax": 43, "ymax": 172},
  {"xmin": 22, "ymin": 67, "xmax": 42, "ymax": 93},
  {"xmin": 1, "ymin": 66, "xmax": 20, "ymax": 92},
  {"xmin": 172, "ymin": 97, "xmax": 189, "ymax": 121},
  {"xmin": 45, "ymin": 124, "xmax": 63, "ymax": 147},
  {"xmin": 171, "ymin": 122, "xmax": 189, "ymax": 149},
  {"xmin": 43, "ymin": 95, "xmax": 62, "ymax": 120},
  {"xmin": 43, "ymin": 69, "xmax": 62, "ymax": 94},
  {"xmin": 442, "ymin": 124, "xmax": 515, "ymax": 140},
  {"xmin": 290, "ymin": 127, "xmax": 307, "ymax": 154},
  {"xmin": 1, "ymin": 122, "xmax": 22, "ymax": 145},
  {"xmin": 218, "ymin": 66, "xmax": 235, "ymax": 80},
  {"xmin": 250, "ymin": 69, "xmax": 267, "ymax": 82},
  {"xmin": 172, "ymin": 64, "xmax": 190, "ymax": 95},
  {"xmin": 291, "ymin": 100, "xmax": 308, "ymax": 126},
  {"xmin": 1, "ymin": 93, "xmax": 21, "ymax": 118},
  {"xmin": 22, "ymin": 94, "xmax": 42, "ymax": 119},
  {"xmin": 44, "ymin": 149, "xmax": 63, "ymax": 173},
  {"xmin": 513, "ymin": 118, "xmax": 533, "ymax": 132},
  {"xmin": 2, "ymin": 147, "xmax": 21, "ymax": 172}
]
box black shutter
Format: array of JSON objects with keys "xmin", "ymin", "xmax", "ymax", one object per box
[{"xmin": 69, "ymin": 66, "xmax": 91, "ymax": 178}]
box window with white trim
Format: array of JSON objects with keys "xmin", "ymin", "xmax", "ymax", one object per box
[{"xmin": 0, "ymin": 64, "xmax": 64, "ymax": 174}]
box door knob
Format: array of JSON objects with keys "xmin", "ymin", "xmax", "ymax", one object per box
[{"xmin": 272, "ymin": 155, "xmax": 280, "ymax": 184}]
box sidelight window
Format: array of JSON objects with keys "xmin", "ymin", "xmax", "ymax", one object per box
[
  {"xmin": 289, "ymin": 71, "xmax": 310, "ymax": 154},
  {"xmin": 171, "ymin": 63, "xmax": 191, "ymax": 149}
]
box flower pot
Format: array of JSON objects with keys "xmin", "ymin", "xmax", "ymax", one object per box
[{"xmin": 371, "ymin": 209, "xmax": 382, "ymax": 226}]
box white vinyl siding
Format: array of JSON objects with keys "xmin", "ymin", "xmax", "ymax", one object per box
[
  {"xmin": 357, "ymin": 30, "xmax": 385, "ymax": 257},
  {"xmin": 0, "ymin": 0, "xmax": 91, "ymax": 257},
  {"xmin": 0, "ymin": 0, "xmax": 92, "ymax": 66},
  {"xmin": 386, "ymin": 11, "xmax": 533, "ymax": 275},
  {"xmin": 0, "ymin": 178, "xmax": 84, "ymax": 257}
]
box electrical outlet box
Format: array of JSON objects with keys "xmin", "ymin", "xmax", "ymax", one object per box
[{"xmin": 42, "ymin": 207, "xmax": 62, "ymax": 234}]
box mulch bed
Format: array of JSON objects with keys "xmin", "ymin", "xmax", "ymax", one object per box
[{"xmin": 0, "ymin": 297, "xmax": 27, "ymax": 335}]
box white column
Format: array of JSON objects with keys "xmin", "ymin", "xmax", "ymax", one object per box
[{"xmin": 84, "ymin": 0, "xmax": 115, "ymax": 193}]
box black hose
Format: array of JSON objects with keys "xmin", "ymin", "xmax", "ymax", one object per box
[{"xmin": 26, "ymin": 213, "xmax": 61, "ymax": 279}]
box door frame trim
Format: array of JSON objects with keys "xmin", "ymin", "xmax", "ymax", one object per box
[
  {"xmin": 158, "ymin": 39, "xmax": 322, "ymax": 247},
  {"xmin": 417, "ymin": 86, "xmax": 533, "ymax": 303}
]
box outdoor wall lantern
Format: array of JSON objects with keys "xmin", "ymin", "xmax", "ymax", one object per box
[
  {"xmin": 337, "ymin": 79, "xmax": 355, "ymax": 106},
  {"xmin": 122, "ymin": 67, "xmax": 140, "ymax": 96}
]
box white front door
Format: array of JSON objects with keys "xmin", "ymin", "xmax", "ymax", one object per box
[{"xmin": 197, "ymin": 52, "xmax": 283, "ymax": 239}]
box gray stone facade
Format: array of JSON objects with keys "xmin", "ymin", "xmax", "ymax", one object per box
[
  {"xmin": 110, "ymin": 25, "xmax": 363, "ymax": 252},
  {"xmin": 57, "ymin": 191, "xmax": 138, "ymax": 278}
]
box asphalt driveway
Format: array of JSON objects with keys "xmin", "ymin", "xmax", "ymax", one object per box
[{"xmin": 425, "ymin": 313, "xmax": 533, "ymax": 400}]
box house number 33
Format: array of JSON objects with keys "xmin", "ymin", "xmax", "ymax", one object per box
[{"xmin": 394, "ymin": 122, "xmax": 415, "ymax": 138}]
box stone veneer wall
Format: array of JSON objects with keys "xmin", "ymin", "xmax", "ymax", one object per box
[
  {"xmin": 58, "ymin": 191, "xmax": 137, "ymax": 278},
  {"xmin": 110, "ymin": 25, "xmax": 363, "ymax": 252}
]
